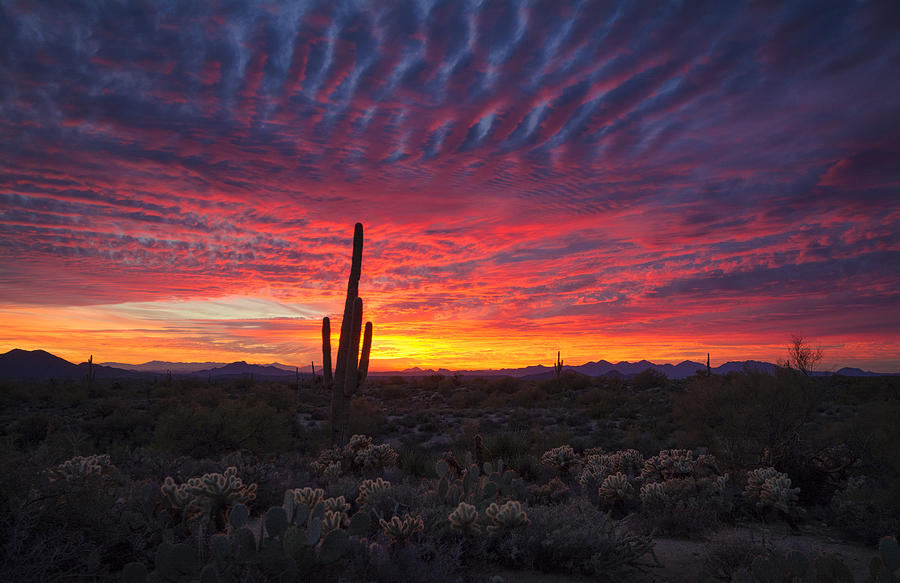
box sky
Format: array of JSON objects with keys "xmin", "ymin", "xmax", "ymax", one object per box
[{"xmin": 1, "ymin": 0, "xmax": 899, "ymax": 372}]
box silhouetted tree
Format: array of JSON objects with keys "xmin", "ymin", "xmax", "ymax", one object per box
[{"xmin": 782, "ymin": 335, "xmax": 824, "ymax": 376}]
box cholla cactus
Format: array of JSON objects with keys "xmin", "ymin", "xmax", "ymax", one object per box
[
  {"xmin": 713, "ymin": 474, "xmax": 729, "ymax": 494},
  {"xmin": 161, "ymin": 467, "xmax": 257, "ymax": 529},
  {"xmin": 49, "ymin": 454, "xmax": 113, "ymax": 482},
  {"xmin": 606, "ymin": 449, "xmax": 644, "ymax": 476},
  {"xmin": 379, "ymin": 514, "xmax": 424, "ymax": 544},
  {"xmin": 322, "ymin": 461, "xmax": 342, "ymax": 479},
  {"xmin": 313, "ymin": 435, "xmax": 398, "ymax": 476},
  {"xmin": 354, "ymin": 442, "xmax": 398, "ymax": 470},
  {"xmin": 598, "ymin": 472, "xmax": 635, "ymax": 505},
  {"xmin": 579, "ymin": 449, "xmax": 644, "ymax": 492},
  {"xmin": 311, "ymin": 447, "xmax": 343, "ymax": 475},
  {"xmin": 287, "ymin": 486, "xmax": 325, "ymax": 512},
  {"xmin": 486, "ymin": 500, "xmax": 530, "ymax": 534},
  {"xmin": 540, "ymin": 445, "xmax": 580, "ymax": 473},
  {"xmin": 161, "ymin": 476, "xmax": 194, "ymax": 512},
  {"xmin": 449, "ymin": 502, "xmax": 481, "ymax": 536},
  {"xmin": 745, "ymin": 467, "xmax": 799, "ymax": 513},
  {"xmin": 324, "ymin": 496, "xmax": 351, "ymax": 528},
  {"xmin": 639, "ymin": 482, "xmax": 669, "ymax": 512},
  {"xmin": 322, "ymin": 510, "xmax": 345, "ymax": 534},
  {"xmin": 640, "ymin": 449, "xmax": 696, "ymax": 483},
  {"xmin": 357, "ymin": 477, "xmax": 392, "ymax": 507}
]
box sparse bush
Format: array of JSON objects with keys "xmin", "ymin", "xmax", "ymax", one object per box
[
  {"xmin": 483, "ymin": 431, "xmax": 531, "ymax": 463},
  {"xmin": 153, "ymin": 400, "xmax": 291, "ymax": 457},
  {"xmin": 632, "ymin": 368, "xmax": 667, "ymax": 390},
  {"xmin": 349, "ymin": 396, "xmax": 387, "ymax": 436},
  {"xmin": 673, "ymin": 368, "xmax": 818, "ymax": 471},
  {"xmin": 493, "ymin": 500, "xmax": 653, "ymax": 576}
]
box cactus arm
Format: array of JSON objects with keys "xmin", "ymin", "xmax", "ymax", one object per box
[
  {"xmin": 358, "ymin": 322, "xmax": 372, "ymax": 385},
  {"xmin": 322, "ymin": 317, "xmax": 333, "ymax": 389}
]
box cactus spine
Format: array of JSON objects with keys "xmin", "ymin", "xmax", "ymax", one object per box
[{"xmin": 326, "ymin": 223, "xmax": 373, "ymax": 448}]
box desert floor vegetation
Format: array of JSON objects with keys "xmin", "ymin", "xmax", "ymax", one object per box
[{"xmin": 1, "ymin": 368, "xmax": 899, "ymax": 581}]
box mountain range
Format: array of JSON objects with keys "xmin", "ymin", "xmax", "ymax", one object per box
[{"xmin": 0, "ymin": 349, "xmax": 894, "ymax": 381}]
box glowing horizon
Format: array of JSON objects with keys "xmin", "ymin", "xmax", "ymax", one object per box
[{"xmin": 1, "ymin": 1, "xmax": 898, "ymax": 373}]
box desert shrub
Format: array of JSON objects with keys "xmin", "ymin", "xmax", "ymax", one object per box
[
  {"xmin": 525, "ymin": 477, "xmax": 573, "ymax": 506},
  {"xmin": 509, "ymin": 384, "xmax": 545, "ymax": 407},
  {"xmin": 377, "ymin": 383, "xmax": 408, "ymax": 400},
  {"xmin": 397, "ymin": 445, "xmax": 435, "ymax": 479},
  {"xmin": 292, "ymin": 421, "xmax": 330, "ymax": 456},
  {"xmin": 0, "ymin": 379, "xmax": 35, "ymax": 407},
  {"xmin": 580, "ymin": 386, "xmax": 628, "ymax": 419},
  {"xmin": 447, "ymin": 389, "xmax": 485, "ymax": 408},
  {"xmin": 632, "ymin": 368, "xmax": 668, "ymax": 390},
  {"xmin": 830, "ymin": 476, "xmax": 900, "ymax": 544},
  {"xmin": 485, "ymin": 376, "xmax": 524, "ymax": 395},
  {"xmin": 530, "ymin": 424, "xmax": 574, "ymax": 456},
  {"xmin": 83, "ymin": 403, "xmax": 154, "ymax": 449},
  {"xmin": 10, "ymin": 412, "xmax": 52, "ymax": 447},
  {"xmin": 492, "ymin": 500, "xmax": 654, "ymax": 577},
  {"xmin": 349, "ymin": 397, "xmax": 387, "ymax": 436},
  {"xmin": 508, "ymin": 453, "xmax": 542, "ymax": 481},
  {"xmin": 436, "ymin": 377, "xmax": 458, "ymax": 395},
  {"xmin": 539, "ymin": 370, "xmax": 592, "ymax": 394},
  {"xmin": 153, "ymin": 400, "xmax": 292, "ymax": 457},
  {"xmin": 3, "ymin": 453, "xmax": 165, "ymax": 578},
  {"xmin": 355, "ymin": 539, "xmax": 464, "ymax": 583},
  {"xmin": 673, "ymin": 369, "xmax": 818, "ymax": 470},
  {"xmin": 701, "ymin": 537, "xmax": 773, "ymax": 580},
  {"xmin": 482, "ymin": 431, "xmax": 531, "ymax": 463}
]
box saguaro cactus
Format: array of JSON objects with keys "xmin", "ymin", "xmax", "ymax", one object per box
[
  {"xmin": 86, "ymin": 354, "xmax": 96, "ymax": 388},
  {"xmin": 324, "ymin": 223, "xmax": 373, "ymax": 448}
]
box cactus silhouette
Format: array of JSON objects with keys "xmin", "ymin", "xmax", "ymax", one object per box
[{"xmin": 323, "ymin": 223, "xmax": 373, "ymax": 448}]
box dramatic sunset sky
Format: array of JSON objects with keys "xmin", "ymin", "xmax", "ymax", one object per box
[{"xmin": 1, "ymin": 1, "xmax": 898, "ymax": 371}]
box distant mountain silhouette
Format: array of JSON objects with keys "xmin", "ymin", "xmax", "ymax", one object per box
[
  {"xmin": 103, "ymin": 360, "xmax": 299, "ymax": 374},
  {"xmin": 832, "ymin": 367, "xmax": 898, "ymax": 377},
  {"xmin": 0, "ymin": 349, "xmax": 81, "ymax": 379},
  {"xmin": 191, "ymin": 361, "xmax": 298, "ymax": 379},
  {"xmin": 0, "ymin": 349, "xmax": 136, "ymax": 379},
  {"xmin": 383, "ymin": 358, "xmax": 896, "ymax": 379},
  {"xmin": 3, "ymin": 349, "xmax": 897, "ymax": 380},
  {"xmin": 101, "ymin": 360, "xmax": 230, "ymax": 373}
]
